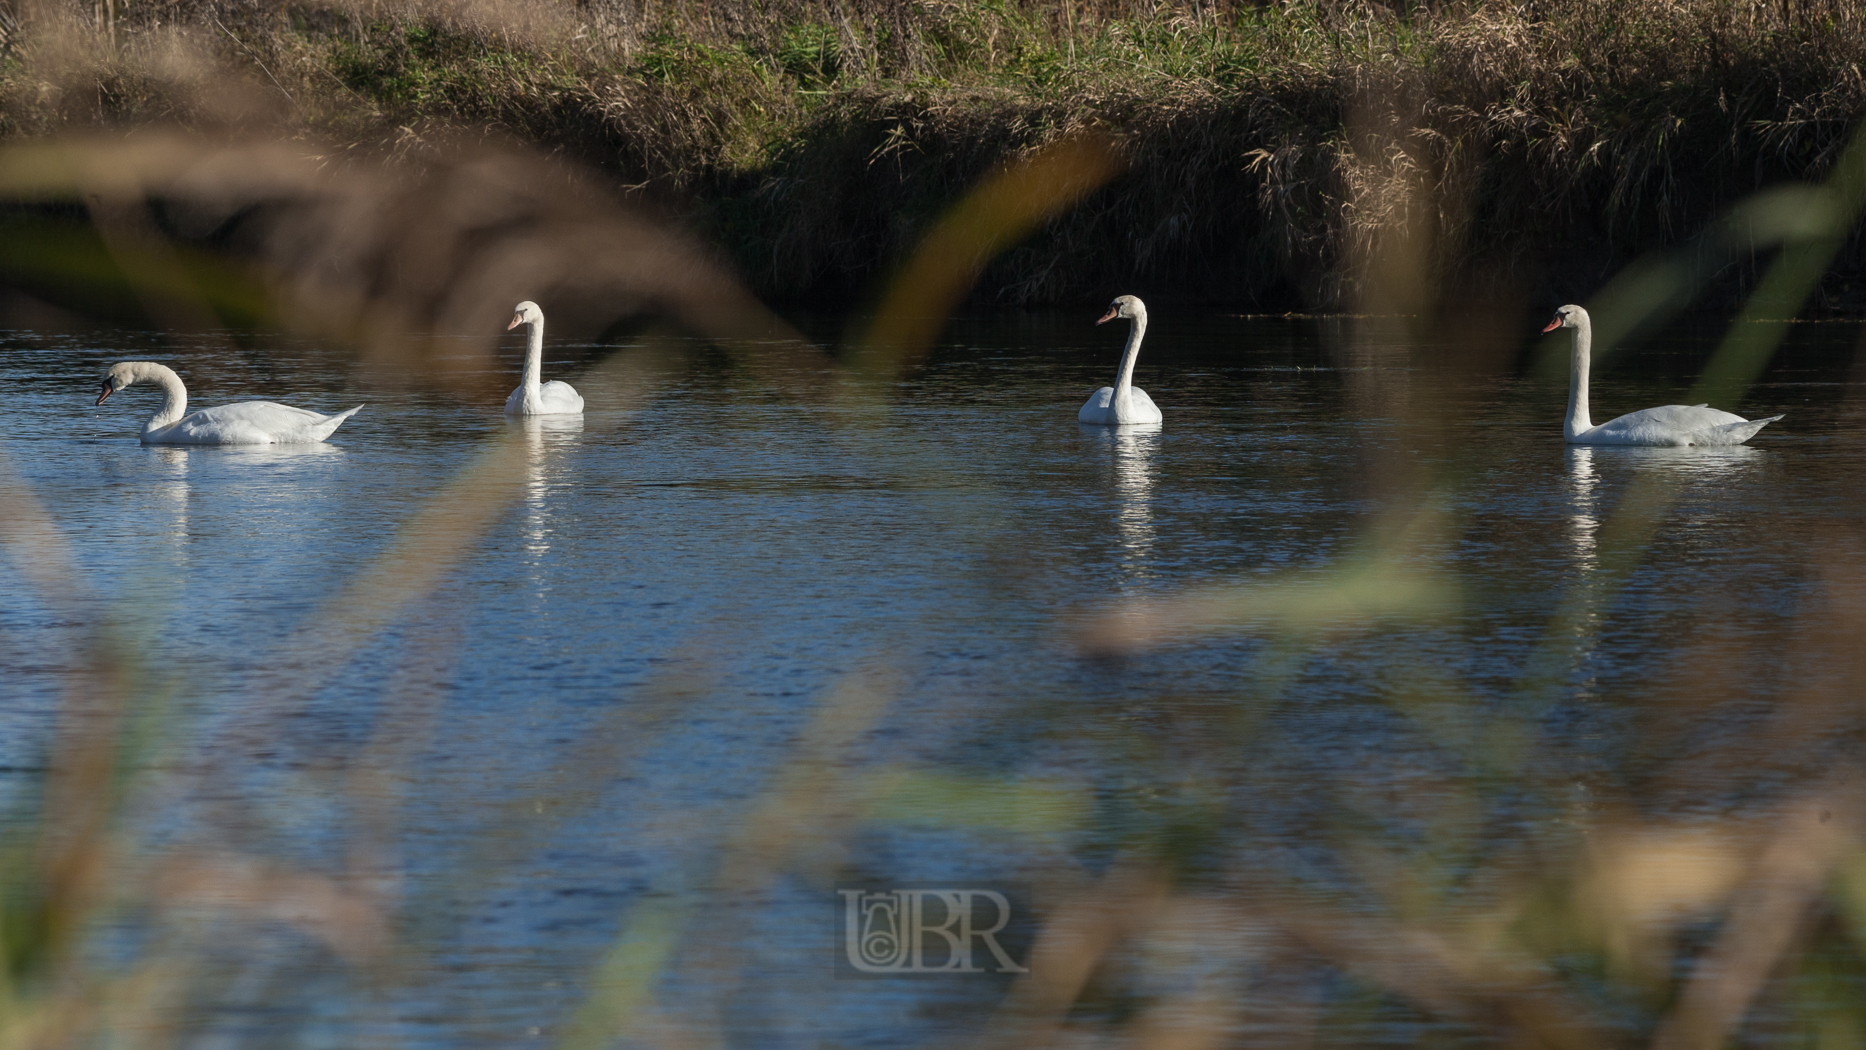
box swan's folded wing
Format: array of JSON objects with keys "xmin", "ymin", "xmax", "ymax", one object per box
[
  {"xmin": 1079, "ymin": 386, "xmax": 1117, "ymax": 423},
  {"xmin": 1602, "ymin": 404, "xmax": 1747, "ymax": 431},
  {"xmin": 1588, "ymin": 404, "xmax": 1780, "ymax": 446},
  {"xmin": 157, "ymin": 401, "xmax": 361, "ymax": 444},
  {"xmin": 194, "ymin": 401, "xmax": 326, "ymax": 424}
]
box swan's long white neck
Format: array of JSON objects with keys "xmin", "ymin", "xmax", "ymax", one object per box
[
  {"xmin": 1113, "ymin": 308, "xmax": 1148, "ymax": 406},
  {"xmin": 521, "ymin": 315, "xmax": 545, "ymax": 398},
  {"xmin": 132, "ymin": 362, "xmax": 188, "ymax": 434},
  {"xmin": 1565, "ymin": 313, "xmax": 1593, "ymax": 439}
]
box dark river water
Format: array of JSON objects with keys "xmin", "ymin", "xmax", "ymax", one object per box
[{"xmin": 2, "ymin": 311, "xmax": 1863, "ymax": 1047}]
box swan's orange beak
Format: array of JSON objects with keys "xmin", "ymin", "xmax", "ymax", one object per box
[
  {"xmin": 95, "ymin": 382, "xmax": 113, "ymax": 406},
  {"xmin": 1096, "ymin": 307, "xmax": 1118, "ymax": 325},
  {"xmin": 507, "ymin": 313, "xmax": 523, "ymax": 331},
  {"xmin": 1542, "ymin": 317, "xmax": 1563, "ymax": 333}
]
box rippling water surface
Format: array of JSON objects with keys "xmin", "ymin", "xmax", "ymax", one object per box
[{"xmin": 2, "ymin": 313, "xmax": 1864, "ymax": 1046}]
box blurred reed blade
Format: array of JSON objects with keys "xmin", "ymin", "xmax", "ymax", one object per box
[
  {"xmin": 0, "ymin": 452, "xmax": 121, "ymax": 994},
  {"xmin": 1080, "ymin": 558, "xmax": 1457, "ymax": 656},
  {"xmin": 1651, "ymin": 786, "xmax": 1864, "ymax": 1050},
  {"xmin": 559, "ymin": 665, "xmax": 900, "ymax": 1047},
  {"xmin": 1689, "ymin": 122, "xmax": 1866, "ymax": 406},
  {"xmin": 557, "ymin": 896, "xmax": 687, "ymax": 1050},
  {"xmin": 856, "ymin": 133, "xmax": 1125, "ymax": 374},
  {"xmin": 1565, "ymin": 184, "xmax": 1849, "ymax": 374},
  {"xmin": 865, "ymin": 770, "xmax": 1090, "ymax": 837},
  {"xmin": 1079, "ymin": 503, "xmax": 1458, "ymax": 656},
  {"xmin": 412, "ymin": 644, "xmax": 719, "ymax": 945},
  {"xmin": 266, "ymin": 432, "xmax": 534, "ymax": 690},
  {"xmin": 980, "ymin": 861, "xmax": 1173, "ymax": 1050},
  {"xmin": 0, "ymin": 447, "xmax": 85, "ymax": 615},
  {"xmin": 1551, "ymin": 117, "xmax": 1866, "ymax": 391},
  {"xmin": 154, "ymin": 852, "xmax": 390, "ymax": 964},
  {"xmin": 1264, "ymin": 886, "xmax": 1608, "ymax": 1050},
  {"xmin": 0, "ymin": 135, "xmax": 803, "ymax": 391}
]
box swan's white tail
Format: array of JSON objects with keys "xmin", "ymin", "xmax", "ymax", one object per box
[
  {"xmin": 304, "ymin": 404, "xmax": 365, "ymax": 441},
  {"xmin": 1713, "ymin": 413, "xmax": 1783, "ymax": 444}
]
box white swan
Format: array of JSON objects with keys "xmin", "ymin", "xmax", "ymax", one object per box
[
  {"xmin": 505, "ymin": 300, "xmax": 584, "ymax": 416},
  {"xmin": 95, "ymin": 362, "xmax": 363, "ymax": 445},
  {"xmin": 1080, "ymin": 295, "xmax": 1163, "ymax": 426},
  {"xmin": 1546, "ymin": 304, "xmax": 1781, "ymax": 446}
]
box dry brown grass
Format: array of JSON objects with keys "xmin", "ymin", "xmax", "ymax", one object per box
[{"xmin": 2, "ymin": 0, "xmax": 1863, "ymax": 310}]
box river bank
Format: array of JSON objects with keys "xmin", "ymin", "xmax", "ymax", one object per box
[{"xmin": 3, "ymin": 0, "xmax": 1864, "ymax": 314}]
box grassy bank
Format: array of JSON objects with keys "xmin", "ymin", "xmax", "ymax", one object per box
[{"xmin": 3, "ymin": 0, "xmax": 1865, "ymax": 313}]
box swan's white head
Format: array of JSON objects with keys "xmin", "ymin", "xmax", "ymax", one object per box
[
  {"xmin": 1097, "ymin": 295, "xmax": 1146, "ymax": 325},
  {"xmin": 96, "ymin": 361, "xmax": 143, "ymax": 406},
  {"xmin": 1543, "ymin": 304, "xmax": 1587, "ymax": 333},
  {"xmin": 508, "ymin": 300, "xmax": 543, "ymax": 331}
]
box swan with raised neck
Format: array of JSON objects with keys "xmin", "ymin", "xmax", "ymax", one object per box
[
  {"xmin": 1079, "ymin": 295, "xmax": 1163, "ymax": 426},
  {"xmin": 504, "ymin": 301, "xmax": 585, "ymax": 416},
  {"xmin": 1545, "ymin": 304, "xmax": 1781, "ymax": 446},
  {"xmin": 96, "ymin": 361, "xmax": 363, "ymax": 445}
]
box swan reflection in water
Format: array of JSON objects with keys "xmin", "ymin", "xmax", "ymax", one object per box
[
  {"xmin": 149, "ymin": 446, "xmax": 192, "ymax": 574},
  {"xmin": 1564, "ymin": 446, "xmax": 1601, "ymax": 569},
  {"xmin": 516, "ymin": 414, "xmax": 584, "ymax": 561},
  {"xmin": 1564, "ymin": 443, "xmax": 1765, "ymax": 569},
  {"xmin": 134, "ymin": 442, "xmax": 345, "ymax": 605},
  {"xmin": 143, "ymin": 441, "xmax": 344, "ymax": 514},
  {"xmin": 1083, "ymin": 421, "xmax": 1163, "ymax": 582}
]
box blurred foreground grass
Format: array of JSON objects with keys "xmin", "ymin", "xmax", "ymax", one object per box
[{"xmin": 2, "ymin": 6, "xmax": 1866, "ymax": 1048}]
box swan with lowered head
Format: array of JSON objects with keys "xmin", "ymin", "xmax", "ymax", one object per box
[
  {"xmin": 1546, "ymin": 304, "xmax": 1782, "ymax": 446},
  {"xmin": 95, "ymin": 362, "xmax": 363, "ymax": 445},
  {"xmin": 1080, "ymin": 295, "xmax": 1162, "ymax": 426},
  {"xmin": 505, "ymin": 301, "xmax": 584, "ymax": 416}
]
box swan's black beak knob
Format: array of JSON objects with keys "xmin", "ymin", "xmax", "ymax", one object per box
[{"xmin": 95, "ymin": 382, "xmax": 113, "ymax": 406}]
